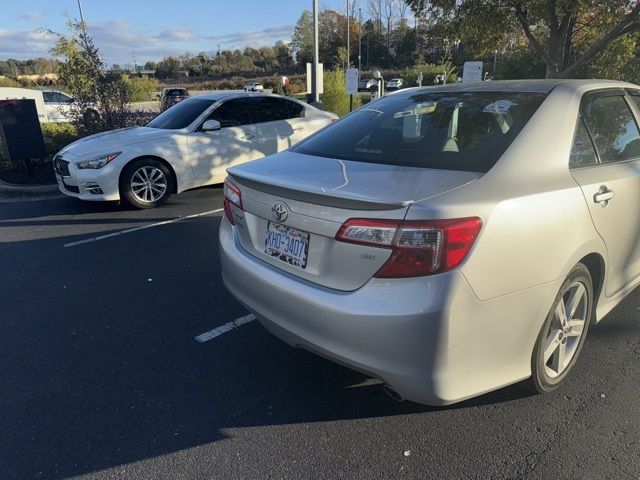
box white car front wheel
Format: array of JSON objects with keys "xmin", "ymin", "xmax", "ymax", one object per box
[{"xmin": 120, "ymin": 158, "xmax": 174, "ymax": 209}]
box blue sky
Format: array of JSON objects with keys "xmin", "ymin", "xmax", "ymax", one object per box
[{"xmin": 0, "ymin": 0, "xmax": 348, "ymax": 65}]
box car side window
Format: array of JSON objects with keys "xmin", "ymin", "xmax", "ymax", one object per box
[
  {"xmin": 630, "ymin": 93, "xmax": 640, "ymax": 113},
  {"xmin": 569, "ymin": 117, "xmax": 598, "ymax": 169},
  {"xmin": 56, "ymin": 93, "xmax": 73, "ymax": 103},
  {"xmin": 208, "ymin": 98, "xmax": 254, "ymax": 128},
  {"xmin": 252, "ymin": 98, "xmax": 303, "ymax": 123},
  {"xmin": 583, "ymin": 95, "xmax": 640, "ymax": 164},
  {"xmin": 42, "ymin": 92, "xmax": 54, "ymax": 103}
]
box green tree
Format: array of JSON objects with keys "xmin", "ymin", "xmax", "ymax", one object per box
[
  {"xmin": 407, "ymin": 0, "xmax": 640, "ymax": 78},
  {"xmin": 320, "ymin": 69, "xmax": 362, "ymax": 117},
  {"xmin": 274, "ymin": 41, "xmax": 294, "ymax": 71},
  {"xmin": 291, "ymin": 10, "xmax": 314, "ymax": 66},
  {"xmin": 155, "ymin": 56, "xmax": 181, "ymax": 78},
  {"xmin": 50, "ymin": 21, "xmax": 149, "ymax": 135}
]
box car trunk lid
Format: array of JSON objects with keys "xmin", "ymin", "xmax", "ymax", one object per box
[{"xmin": 227, "ymin": 151, "xmax": 480, "ymax": 291}]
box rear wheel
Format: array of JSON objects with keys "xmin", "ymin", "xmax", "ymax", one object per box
[
  {"xmin": 120, "ymin": 158, "xmax": 174, "ymax": 209},
  {"xmin": 528, "ymin": 263, "xmax": 592, "ymax": 393}
]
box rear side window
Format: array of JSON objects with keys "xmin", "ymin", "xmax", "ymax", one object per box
[
  {"xmin": 292, "ymin": 91, "xmax": 546, "ymax": 172},
  {"xmin": 208, "ymin": 98, "xmax": 254, "ymax": 127},
  {"xmin": 569, "ymin": 118, "xmax": 598, "ymax": 168},
  {"xmin": 583, "ymin": 95, "xmax": 640, "ymax": 163},
  {"xmin": 252, "ymin": 97, "xmax": 304, "ymax": 123}
]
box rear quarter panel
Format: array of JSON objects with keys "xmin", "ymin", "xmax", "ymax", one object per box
[{"xmin": 407, "ymin": 84, "xmax": 608, "ymax": 301}]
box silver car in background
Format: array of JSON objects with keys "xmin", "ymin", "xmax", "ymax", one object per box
[{"xmin": 220, "ymin": 80, "xmax": 640, "ymax": 405}]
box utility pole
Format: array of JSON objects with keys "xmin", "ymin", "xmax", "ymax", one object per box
[
  {"xmin": 346, "ymin": 0, "xmax": 350, "ymax": 70},
  {"xmin": 358, "ymin": 7, "xmax": 362, "ymax": 73},
  {"xmin": 311, "ymin": 0, "xmax": 320, "ymax": 103},
  {"xmin": 77, "ymin": 0, "xmax": 88, "ymax": 38}
]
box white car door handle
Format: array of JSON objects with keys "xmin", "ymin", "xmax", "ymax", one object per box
[
  {"xmin": 593, "ymin": 185, "xmax": 614, "ymax": 206},
  {"xmin": 293, "ymin": 127, "xmax": 305, "ymax": 131}
]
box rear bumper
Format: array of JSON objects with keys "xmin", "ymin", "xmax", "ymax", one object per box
[{"xmin": 220, "ymin": 218, "xmax": 556, "ymax": 405}]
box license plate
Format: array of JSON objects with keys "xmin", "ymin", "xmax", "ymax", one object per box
[{"xmin": 264, "ymin": 222, "xmax": 309, "ymax": 269}]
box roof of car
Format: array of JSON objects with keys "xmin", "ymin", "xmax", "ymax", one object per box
[
  {"xmin": 397, "ymin": 79, "xmax": 639, "ymax": 94},
  {"xmin": 191, "ymin": 91, "xmax": 288, "ymax": 101}
]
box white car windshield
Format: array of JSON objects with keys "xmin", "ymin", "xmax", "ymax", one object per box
[{"xmin": 147, "ymin": 98, "xmax": 216, "ymax": 130}]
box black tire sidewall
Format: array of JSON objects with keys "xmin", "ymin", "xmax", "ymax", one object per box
[
  {"xmin": 120, "ymin": 158, "xmax": 173, "ymax": 209},
  {"xmin": 531, "ymin": 263, "xmax": 593, "ymax": 393}
]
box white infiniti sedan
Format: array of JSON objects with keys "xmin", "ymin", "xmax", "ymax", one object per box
[{"xmin": 53, "ymin": 93, "xmax": 336, "ymax": 208}]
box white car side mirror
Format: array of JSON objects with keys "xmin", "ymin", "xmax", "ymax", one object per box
[{"xmin": 202, "ymin": 119, "xmax": 221, "ymax": 131}]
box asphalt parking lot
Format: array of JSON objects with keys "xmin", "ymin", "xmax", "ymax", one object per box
[{"xmin": 2, "ymin": 187, "xmax": 640, "ymax": 480}]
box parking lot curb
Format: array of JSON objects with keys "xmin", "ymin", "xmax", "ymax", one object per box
[{"xmin": 0, "ymin": 178, "xmax": 61, "ymax": 202}]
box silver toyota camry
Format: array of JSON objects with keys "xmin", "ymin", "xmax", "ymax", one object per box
[{"xmin": 220, "ymin": 79, "xmax": 640, "ymax": 405}]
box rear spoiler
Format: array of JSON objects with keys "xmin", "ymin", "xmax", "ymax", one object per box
[{"xmin": 229, "ymin": 173, "xmax": 411, "ymax": 211}]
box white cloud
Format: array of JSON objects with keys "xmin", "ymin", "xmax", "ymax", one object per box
[
  {"xmin": 156, "ymin": 27, "xmax": 200, "ymax": 42},
  {"xmin": 0, "ymin": 21, "xmax": 295, "ymax": 64},
  {"xmin": 207, "ymin": 25, "xmax": 295, "ymax": 49},
  {"xmin": 17, "ymin": 12, "xmax": 43, "ymax": 22},
  {"xmin": 0, "ymin": 29, "xmax": 55, "ymax": 58}
]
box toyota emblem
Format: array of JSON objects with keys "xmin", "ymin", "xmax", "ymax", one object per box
[{"xmin": 272, "ymin": 202, "xmax": 289, "ymax": 222}]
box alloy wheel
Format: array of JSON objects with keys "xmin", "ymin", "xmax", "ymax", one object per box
[
  {"xmin": 130, "ymin": 166, "xmax": 167, "ymax": 203},
  {"xmin": 543, "ymin": 281, "xmax": 588, "ymax": 379}
]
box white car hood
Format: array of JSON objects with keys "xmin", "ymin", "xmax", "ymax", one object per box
[{"xmin": 60, "ymin": 126, "xmax": 173, "ymax": 158}]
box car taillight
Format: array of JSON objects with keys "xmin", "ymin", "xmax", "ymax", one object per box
[
  {"xmin": 335, "ymin": 217, "xmax": 482, "ymax": 278},
  {"xmin": 223, "ymin": 178, "xmax": 243, "ymax": 224}
]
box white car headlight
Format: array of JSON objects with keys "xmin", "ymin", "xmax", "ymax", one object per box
[{"xmin": 76, "ymin": 152, "xmax": 121, "ymax": 169}]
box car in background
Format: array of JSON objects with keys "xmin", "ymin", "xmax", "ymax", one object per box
[
  {"xmin": 159, "ymin": 87, "xmax": 190, "ymax": 111},
  {"xmin": 386, "ymin": 78, "xmax": 404, "ymax": 91},
  {"xmin": 244, "ymin": 82, "xmax": 265, "ymax": 92},
  {"xmin": 358, "ymin": 78, "xmax": 378, "ymax": 92},
  {"xmin": 53, "ymin": 93, "xmax": 337, "ymax": 208},
  {"xmin": 0, "ymin": 87, "xmax": 80, "ymax": 122},
  {"xmin": 220, "ymin": 79, "xmax": 640, "ymax": 406}
]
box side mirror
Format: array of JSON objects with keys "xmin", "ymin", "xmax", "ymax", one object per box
[
  {"xmin": 202, "ymin": 119, "xmax": 221, "ymax": 131},
  {"xmin": 156, "ymin": 94, "xmax": 161, "ymax": 98}
]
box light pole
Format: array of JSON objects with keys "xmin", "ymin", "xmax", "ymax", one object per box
[
  {"xmin": 346, "ymin": 1, "xmax": 350, "ymax": 70},
  {"xmin": 77, "ymin": 0, "xmax": 88, "ymax": 38},
  {"xmin": 311, "ymin": 0, "xmax": 320, "ymax": 104},
  {"xmin": 493, "ymin": 49, "xmax": 498, "ymax": 78},
  {"xmin": 358, "ymin": 7, "xmax": 362, "ymax": 73}
]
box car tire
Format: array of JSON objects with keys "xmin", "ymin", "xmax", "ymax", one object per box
[
  {"xmin": 120, "ymin": 158, "xmax": 174, "ymax": 209},
  {"xmin": 528, "ymin": 263, "xmax": 593, "ymax": 394}
]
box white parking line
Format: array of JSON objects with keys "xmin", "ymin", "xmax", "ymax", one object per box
[
  {"xmin": 195, "ymin": 314, "xmax": 257, "ymax": 343},
  {"xmin": 63, "ymin": 208, "xmax": 223, "ymax": 248}
]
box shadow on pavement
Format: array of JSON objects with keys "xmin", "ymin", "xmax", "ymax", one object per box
[{"xmin": 0, "ymin": 201, "xmax": 603, "ymax": 480}]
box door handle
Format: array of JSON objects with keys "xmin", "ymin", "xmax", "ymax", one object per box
[
  {"xmin": 593, "ymin": 185, "xmax": 614, "ymax": 206},
  {"xmin": 243, "ymin": 134, "xmax": 255, "ymax": 140},
  {"xmin": 293, "ymin": 127, "xmax": 305, "ymax": 131}
]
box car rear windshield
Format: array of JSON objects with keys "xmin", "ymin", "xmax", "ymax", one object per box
[
  {"xmin": 166, "ymin": 88, "xmax": 188, "ymax": 96},
  {"xmin": 293, "ymin": 91, "xmax": 547, "ymax": 172},
  {"xmin": 147, "ymin": 98, "xmax": 215, "ymax": 130}
]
